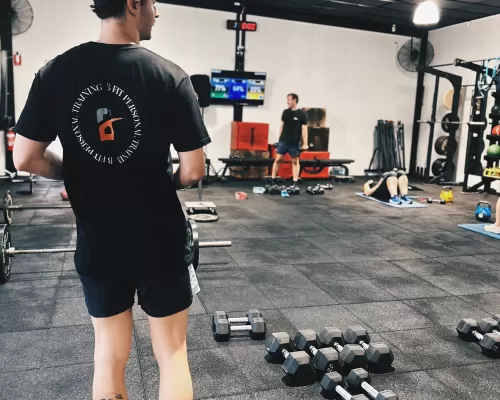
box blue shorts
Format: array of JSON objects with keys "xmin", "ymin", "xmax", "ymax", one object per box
[{"xmin": 276, "ymin": 141, "xmax": 301, "ymax": 158}]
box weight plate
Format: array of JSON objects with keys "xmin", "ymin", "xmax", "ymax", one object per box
[
  {"xmin": 434, "ymin": 136, "xmax": 448, "ymax": 156},
  {"xmin": 441, "ymin": 113, "xmax": 460, "ymax": 133},
  {"xmin": 432, "ymin": 158, "xmax": 447, "ymax": 177},
  {"xmin": 3, "ymin": 191, "xmax": 13, "ymax": 226},
  {"xmin": 188, "ymin": 213, "xmax": 219, "ymax": 222},
  {"xmin": 189, "ymin": 219, "xmax": 199, "ymax": 271},
  {"xmin": 0, "ymin": 224, "xmax": 12, "ymax": 284}
]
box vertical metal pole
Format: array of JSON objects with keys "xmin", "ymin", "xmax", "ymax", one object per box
[
  {"xmin": 233, "ymin": 5, "xmax": 245, "ymax": 122},
  {"xmin": 409, "ymin": 34, "xmax": 429, "ymax": 177},
  {"xmin": 425, "ymin": 76, "xmax": 440, "ymax": 179}
]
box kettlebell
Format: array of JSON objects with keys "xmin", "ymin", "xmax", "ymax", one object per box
[
  {"xmin": 440, "ymin": 186, "xmax": 454, "ymax": 203},
  {"xmin": 475, "ymin": 201, "xmax": 492, "ymax": 222}
]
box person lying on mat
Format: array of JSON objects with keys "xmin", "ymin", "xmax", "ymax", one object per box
[
  {"xmin": 485, "ymin": 198, "xmax": 500, "ymax": 234},
  {"xmin": 363, "ymin": 170, "xmax": 413, "ymax": 205}
]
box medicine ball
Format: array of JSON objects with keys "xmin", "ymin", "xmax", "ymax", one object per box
[
  {"xmin": 487, "ymin": 144, "xmax": 500, "ymax": 158},
  {"xmin": 492, "ymin": 125, "xmax": 500, "ymax": 135},
  {"xmin": 190, "ymin": 74, "xmax": 211, "ymax": 108},
  {"xmin": 492, "ymin": 103, "xmax": 500, "ymax": 116}
]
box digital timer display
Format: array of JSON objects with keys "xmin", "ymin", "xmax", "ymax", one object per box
[
  {"xmin": 226, "ymin": 20, "xmax": 258, "ymax": 32},
  {"xmin": 210, "ymin": 70, "xmax": 267, "ymax": 106}
]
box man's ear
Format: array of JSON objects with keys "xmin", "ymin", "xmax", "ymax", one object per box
[{"xmin": 126, "ymin": 0, "xmax": 139, "ymax": 14}]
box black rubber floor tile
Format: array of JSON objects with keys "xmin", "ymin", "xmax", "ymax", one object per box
[
  {"xmin": 0, "ymin": 299, "xmax": 53, "ymax": 333},
  {"xmin": 9, "ymin": 256, "xmax": 65, "ymax": 274},
  {"xmin": 204, "ymin": 395, "xmax": 253, "ymax": 400},
  {"xmin": 437, "ymin": 255, "xmax": 500, "ymax": 272},
  {"xmin": 0, "ymin": 278, "xmax": 57, "ymax": 304},
  {"xmin": 345, "ymin": 260, "xmax": 412, "ymax": 279},
  {"xmin": 51, "ymin": 297, "xmax": 91, "ymax": 327},
  {"xmin": 228, "ymin": 237, "xmax": 311, "ymax": 252},
  {"xmin": 198, "ymin": 248, "xmax": 236, "ymax": 266},
  {"xmin": 459, "ymin": 292, "xmax": 500, "ymax": 314},
  {"xmin": 404, "ymin": 296, "xmax": 487, "ymax": 326},
  {"xmin": 42, "ymin": 325, "xmax": 95, "ymax": 367},
  {"xmin": 294, "ymin": 263, "xmax": 363, "ymax": 283},
  {"xmin": 392, "ymin": 258, "xmax": 453, "ymax": 276},
  {"xmin": 371, "ymin": 246, "xmax": 427, "ymax": 260},
  {"xmin": 197, "ymin": 268, "xmax": 253, "ymax": 289},
  {"xmin": 380, "ymin": 326, "xmax": 488, "ymax": 369},
  {"xmin": 370, "ymin": 370, "xmax": 463, "ymax": 400},
  {"xmin": 258, "ymin": 282, "xmax": 337, "ymax": 309},
  {"xmin": 191, "ymin": 294, "xmax": 207, "ymax": 315},
  {"xmin": 278, "ymin": 248, "xmax": 333, "ymax": 264},
  {"xmin": 31, "ymin": 210, "xmax": 74, "ymax": 225},
  {"xmin": 320, "ymin": 279, "xmax": 396, "ymax": 304},
  {"xmin": 280, "ymin": 305, "xmax": 367, "ymax": 332},
  {"xmin": 303, "ymin": 235, "xmax": 359, "ymax": 249},
  {"xmin": 428, "ymin": 363, "xmax": 500, "ymax": 399},
  {"xmin": 447, "ymin": 242, "xmax": 500, "ymax": 256},
  {"xmin": 248, "ymin": 222, "xmax": 295, "ymax": 238},
  {"xmin": 229, "ymin": 345, "xmax": 285, "ymax": 392},
  {"xmin": 244, "ymin": 265, "xmax": 311, "ymax": 285},
  {"xmin": 229, "ymin": 250, "xmax": 286, "ymax": 267},
  {"xmin": 338, "ymin": 234, "xmax": 397, "ymax": 247},
  {"xmin": 279, "ymin": 220, "xmax": 333, "ymax": 237},
  {"xmin": 418, "ymin": 273, "xmax": 499, "ymax": 296},
  {"xmin": 55, "ymin": 283, "xmax": 84, "ymax": 299},
  {"xmin": 0, "ymin": 359, "xmax": 144, "ymax": 400},
  {"xmin": 198, "ymin": 286, "xmax": 275, "ymax": 313},
  {"xmin": 454, "ymin": 228, "xmax": 500, "ymax": 246},
  {"xmin": 19, "ymin": 226, "xmax": 73, "ymax": 246},
  {"xmin": 197, "ymin": 260, "xmax": 240, "ymax": 270},
  {"xmin": 372, "ymin": 276, "xmax": 449, "ymax": 300},
  {"xmin": 366, "ymin": 332, "xmax": 422, "ymax": 374},
  {"xmin": 326, "ymin": 247, "xmax": 385, "ymax": 263},
  {"xmin": 210, "ymin": 222, "xmax": 259, "ymax": 240},
  {"xmin": 345, "ymin": 301, "xmax": 433, "ymax": 332},
  {"xmin": 0, "ymin": 329, "xmax": 47, "ymax": 373},
  {"xmin": 474, "ymin": 253, "xmax": 500, "ymax": 267},
  {"xmin": 253, "ymin": 386, "xmax": 320, "ymax": 400}
]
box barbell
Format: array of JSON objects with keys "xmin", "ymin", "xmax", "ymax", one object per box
[
  {"xmin": 2, "ymin": 191, "xmax": 71, "ymax": 225},
  {"xmin": 417, "ymin": 113, "xmax": 488, "ymax": 134},
  {"xmin": 0, "ymin": 220, "xmax": 231, "ymax": 284}
]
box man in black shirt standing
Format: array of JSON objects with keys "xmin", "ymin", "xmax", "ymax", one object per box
[
  {"xmin": 12, "ymin": 1, "xmax": 210, "ymax": 399},
  {"xmin": 271, "ymin": 93, "xmax": 308, "ymax": 185}
]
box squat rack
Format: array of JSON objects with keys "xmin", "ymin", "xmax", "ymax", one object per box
[{"xmin": 410, "ymin": 56, "xmax": 499, "ymax": 187}]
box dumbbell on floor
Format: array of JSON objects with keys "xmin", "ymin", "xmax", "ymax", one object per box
[
  {"xmin": 345, "ymin": 369, "xmax": 399, "ymax": 400},
  {"xmin": 344, "ymin": 326, "xmax": 394, "ymax": 371},
  {"xmin": 265, "ymin": 332, "xmax": 316, "ymax": 385},
  {"xmin": 320, "ymin": 372, "xmax": 370, "ymax": 400},
  {"xmin": 212, "ymin": 311, "xmax": 266, "ymax": 342},
  {"xmin": 318, "ymin": 327, "xmax": 368, "ymax": 373},
  {"xmin": 478, "ymin": 318, "xmax": 500, "ymax": 335},
  {"xmin": 456, "ymin": 319, "xmax": 500, "ymax": 358},
  {"xmin": 293, "ymin": 329, "xmax": 339, "ymax": 377}
]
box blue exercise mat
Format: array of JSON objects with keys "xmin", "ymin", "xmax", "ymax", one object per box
[
  {"xmin": 355, "ymin": 193, "xmax": 428, "ymax": 208},
  {"xmin": 458, "ymin": 223, "xmax": 500, "ymax": 240}
]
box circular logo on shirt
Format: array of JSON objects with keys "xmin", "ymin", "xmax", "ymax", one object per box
[{"xmin": 71, "ymin": 83, "xmax": 142, "ymax": 164}]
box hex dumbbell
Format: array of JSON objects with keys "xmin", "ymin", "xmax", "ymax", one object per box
[
  {"xmin": 212, "ymin": 311, "xmax": 266, "ymax": 342},
  {"xmin": 345, "ymin": 368, "xmax": 399, "ymax": 400},
  {"xmin": 292, "ymin": 329, "xmax": 339, "ymax": 376},
  {"xmin": 320, "ymin": 372, "xmax": 370, "ymax": 400},
  {"xmin": 456, "ymin": 318, "xmax": 500, "ymax": 358},
  {"xmin": 344, "ymin": 326, "xmax": 394, "ymax": 370},
  {"xmin": 478, "ymin": 318, "xmax": 500, "ymax": 335},
  {"xmin": 265, "ymin": 332, "xmax": 316, "ymax": 385},
  {"xmin": 317, "ymin": 327, "xmax": 368, "ymax": 372}
]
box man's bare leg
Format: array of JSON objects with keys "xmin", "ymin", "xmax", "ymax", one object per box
[
  {"xmin": 291, "ymin": 157, "xmax": 300, "ymax": 183},
  {"xmin": 386, "ymin": 176, "xmax": 399, "ymax": 197},
  {"xmin": 272, "ymin": 154, "xmax": 284, "ymax": 179},
  {"xmin": 148, "ymin": 308, "xmax": 193, "ymax": 400},
  {"xmin": 92, "ymin": 309, "xmax": 133, "ymax": 400},
  {"xmin": 485, "ymin": 197, "xmax": 500, "ymax": 233}
]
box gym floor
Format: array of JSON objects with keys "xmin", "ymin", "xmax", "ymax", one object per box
[{"xmin": 1, "ymin": 181, "xmax": 500, "ymax": 399}]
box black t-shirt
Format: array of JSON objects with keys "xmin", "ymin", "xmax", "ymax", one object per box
[
  {"xmin": 13, "ymin": 42, "xmax": 211, "ymax": 280},
  {"xmin": 279, "ymin": 108, "xmax": 308, "ymax": 144}
]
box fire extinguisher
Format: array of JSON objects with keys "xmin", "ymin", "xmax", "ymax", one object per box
[{"xmin": 6, "ymin": 129, "xmax": 16, "ymax": 152}]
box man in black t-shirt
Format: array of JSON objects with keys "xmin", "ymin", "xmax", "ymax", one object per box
[
  {"xmin": 12, "ymin": 1, "xmax": 210, "ymax": 399},
  {"xmin": 271, "ymin": 93, "xmax": 308, "ymax": 185}
]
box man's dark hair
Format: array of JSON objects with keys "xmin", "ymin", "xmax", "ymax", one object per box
[
  {"xmin": 288, "ymin": 93, "xmax": 299, "ymax": 104},
  {"xmin": 91, "ymin": 0, "xmax": 143, "ymax": 19}
]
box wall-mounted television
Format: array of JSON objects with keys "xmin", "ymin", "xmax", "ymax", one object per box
[{"xmin": 210, "ymin": 69, "xmax": 267, "ymax": 106}]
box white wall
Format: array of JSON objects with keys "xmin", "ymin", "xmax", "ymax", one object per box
[
  {"xmin": 12, "ymin": 1, "xmax": 418, "ymax": 176},
  {"xmin": 420, "ymin": 14, "xmax": 500, "ymax": 185}
]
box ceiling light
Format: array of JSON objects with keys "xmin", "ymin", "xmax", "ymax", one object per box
[{"xmin": 413, "ymin": 0, "xmax": 440, "ymax": 25}]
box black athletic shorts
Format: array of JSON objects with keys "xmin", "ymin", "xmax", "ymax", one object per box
[
  {"xmin": 371, "ymin": 170, "xmax": 406, "ymax": 202},
  {"xmin": 79, "ymin": 271, "xmax": 193, "ymax": 319}
]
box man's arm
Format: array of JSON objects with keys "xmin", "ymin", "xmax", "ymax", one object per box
[
  {"xmin": 301, "ymin": 125, "xmax": 308, "ymax": 150},
  {"xmin": 13, "ymin": 136, "xmax": 63, "ymax": 180},
  {"xmin": 171, "ymin": 77, "xmax": 212, "ymax": 188},
  {"xmin": 363, "ymin": 179, "xmax": 383, "ymax": 196},
  {"xmin": 11, "ymin": 69, "xmax": 60, "ymax": 179},
  {"xmin": 279, "ymin": 121, "xmax": 284, "ymax": 136}
]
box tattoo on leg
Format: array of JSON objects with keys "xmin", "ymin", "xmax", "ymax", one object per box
[{"xmin": 99, "ymin": 394, "xmax": 124, "ymax": 400}]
